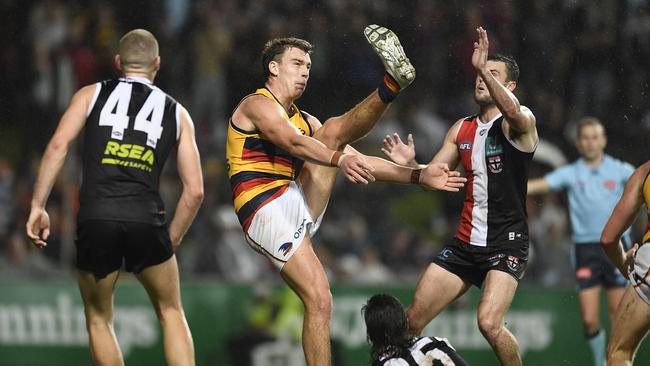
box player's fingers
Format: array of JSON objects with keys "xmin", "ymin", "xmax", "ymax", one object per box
[
  {"xmin": 384, "ymin": 135, "xmax": 394, "ymax": 146},
  {"xmin": 443, "ymin": 186, "xmax": 460, "ymax": 192},
  {"xmin": 394, "ymin": 133, "xmax": 403, "ymax": 145},
  {"xmin": 407, "ymin": 133, "xmax": 414, "ymax": 146},
  {"xmin": 42, "ymin": 228, "xmax": 50, "ymax": 241},
  {"xmin": 361, "ymin": 168, "xmax": 376, "ymax": 182},
  {"xmin": 381, "ymin": 148, "xmax": 391, "ymax": 156},
  {"xmin": 26, "ymin": 223, "xmax": 39, "ymax": 240},
  {"xmin": 349, "ymin": 170, "xmax": 368, "ymax": 185},
  {"xmin": 448, "ymin": 170, "xmax": 461, "ymax": 177}
]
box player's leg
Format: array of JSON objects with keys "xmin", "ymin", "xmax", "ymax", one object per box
[
  {"xmin": 607, "ymin": 286, "xmax": 650, "ymax": 366},
  {"xmin": 280, "ymin": 235, "xmax": 332, "ymax": 366},
  {"xmin": 299, "ymin": 26, "xmax": 415, "ymax": 218},
  {"xmin": 76, "ymin": 270, "xmax": 124, "ymax": 366},
  {"xmin": 406, "ymin": 263, "xmax": 471, "ymax": 335},
  {"xmin": 607, "ymin": 287, "xmax": 626, "ymax": 322},
  {"xmin": 314, "ymin": 25, "xmax": 415, "ymax": 151},
  {"xmin": 476, "ymin": 270, "xmax": 521, "ymax": 366},
  {"xmin": 579, "ymin": 286, "xmax": 606, "ymax": 366},
  {"xmin": 136, "ymin": 255, "xmax": 195, "ymax": 366}
]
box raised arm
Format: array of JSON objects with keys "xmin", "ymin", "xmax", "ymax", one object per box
[
  {"xmin": 472, "ymin": 27, "xmax": 537, "ymax": 149},
  {"xmin": 26, "ymin": 84, "xmax": 96, "ymax": 248},
  {"xmin": 601, "ymin": 161, "xmax": 650, "ymax": 276},
  {"xmin": 237, "ymin": 96, "xmax": 375, "ymax": 184},
  {"xmin": 168, "ymin": 106, "xmax": 204, "ymax": 249}
]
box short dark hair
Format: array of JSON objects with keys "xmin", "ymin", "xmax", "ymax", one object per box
[
  {"xmin": 362, "ymin": 294, "xmax": 413, "ymax": 362},
  {"xmin": 577, "ymin": 116, "xmax": 605, "ymax": 137},
  {"xmin": 261, "ymin": 37, "xmax": 313, "ymax": 80},
  {"xmin": 488, "ymin": 54, "xmax": 519, "ymax": 82}
]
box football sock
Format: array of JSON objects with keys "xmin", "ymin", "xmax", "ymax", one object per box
[{"xmin": 377, "ymin": 73, "xmax": 401, "ymax": 103}]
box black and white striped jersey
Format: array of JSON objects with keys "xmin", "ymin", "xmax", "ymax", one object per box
[{"xmin": 372, "ymin": 336, "xmax": 468, "ymax": 366}]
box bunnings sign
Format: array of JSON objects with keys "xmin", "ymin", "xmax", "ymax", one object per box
[{"xmin": 0, "ymin": 281, "xmax": 647, "ymax": 365}]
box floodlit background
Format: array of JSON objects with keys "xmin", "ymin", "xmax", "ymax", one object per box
[{"xmin": 1, "ymin": 0, "xmax": 649, "ymax": 365}]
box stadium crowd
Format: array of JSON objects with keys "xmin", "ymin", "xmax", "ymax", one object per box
[{"xmin": 1, "ymin": 0, "xmax": 649, "ymax": 287}]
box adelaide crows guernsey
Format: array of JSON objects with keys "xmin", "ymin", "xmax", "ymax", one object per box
[
  {"xmin": 455, "ymin": 114, "xmax": 535, "ymax": 247},
  {"xmin": 78, "ymin": 77, "xmax": 179, "ymax": 225},
  {"xmin": 226, "ymin": 87, "xmax": 313, "ymax": 231}
]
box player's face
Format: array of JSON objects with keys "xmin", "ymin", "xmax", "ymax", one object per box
[
  {"xmin": 474, "ymin": 60, "xmax": 511, "ymax": 105},
  {"xmin": 276, "ymin": 47, "xmax": 311, "ymax": 99},
  {"xmin": 576, "ymin": 124, "xmax": 606, "ymax": 161}
]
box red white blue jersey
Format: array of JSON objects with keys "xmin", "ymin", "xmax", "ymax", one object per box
[{"xmin": 455, "ymin": 114, "xmax": 536, "ymax": 247}]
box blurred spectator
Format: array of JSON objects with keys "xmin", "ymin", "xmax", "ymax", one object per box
[{"xmin": 3, "ymin": 0, "xmax": 650, "ymax": 286}]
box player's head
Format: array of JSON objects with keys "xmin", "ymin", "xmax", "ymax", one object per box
[
  {"xmin": 576, "ymin": 116, "xmax": 607, "ymax": 161},
  {"xmin": 262, "ymin": 37, "xmax": 313, "ymax": 99},
  {"xmin": 116, "ymin": 29, "xmax": 160, "ymax": 77},
  {"xmin": 362, "ymin": 294, "xmax": 412, "ymax": 361},
  {"xmin": 474, "ymin": 54, "xmax": 520, "ymax": 105}
]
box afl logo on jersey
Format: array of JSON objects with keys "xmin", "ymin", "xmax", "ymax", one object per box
[{"xmin": 459, "ymin": 142, "xmax": 472, "ymax": 150}]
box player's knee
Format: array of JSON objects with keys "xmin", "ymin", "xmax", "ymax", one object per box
[
  {"xmin": 155, "ymin": 302, "xmax": 185, "ymax": 322},
  {"xmin": 477, "ymin": 314, "xmax": 502, "ymax": 341},
  {"xmin": 312, "ymin": 123, "xmax": 343, "ymax": 150},
  {"xmin": 303, "ymin": 286, "xmax": 333, "ymax": 318}
]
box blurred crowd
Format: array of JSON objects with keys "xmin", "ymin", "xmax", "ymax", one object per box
[{"xmin": 1, "ymin": 0, "xmax": 649, "ymax": 287}]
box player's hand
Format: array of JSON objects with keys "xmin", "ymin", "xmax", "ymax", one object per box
[
  {"xmin": 623, "ymin": 242, "xmax": 640, "ymax": 278},
  {"xmin": 338, "ymin": 153, "xmax": 375, "ymax": 184},
  {"xmin": 419, "ymin": 163, "xmax": 466, "ymax": 192},
  {"xmin": 471, "ymin": 27, "xmax": 489, "ymax": 71},
  {"xmin": 382, "ymin": 133, "xmax": 416, "ymax": 167},
  {"xmin": 26, "ymin": 207, "xmax": 50, "ymax": 249}
]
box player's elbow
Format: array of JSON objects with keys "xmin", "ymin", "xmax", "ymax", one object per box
[
  {"xmin": 47, "ymin": 136, "xmax": 70, "ymax": 154},
  {"xmin": 600, "ymin": 231, "xmax": 616, "ymax": 247},
  {"xmin": 186, "ymin": 185, "xmax": 204, "ymax": 207}
]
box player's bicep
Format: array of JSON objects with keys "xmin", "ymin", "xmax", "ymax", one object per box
[
  {"xmin": 431, "ymin": 120, "xmax": 461, "ymax": 168},
  {"xmin": 176, "ymin": 107, "xmax": 203, "ymax": 191},
  {"xmin": 244, "ymin": 98, "xmax": 301, "ymax": 147}
]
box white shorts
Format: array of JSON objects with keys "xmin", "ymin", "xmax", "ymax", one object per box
[
  {"xmin": 630, "ymin": 243, "xmax": 650, "ymax": 306},
  {"xmin": 244, "ymin": 181, "xmax": 325, "ymax": 269}
]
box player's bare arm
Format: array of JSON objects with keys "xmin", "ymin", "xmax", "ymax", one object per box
[
  {"xmin": 601, "ymin": 161, "xmax": 650, "ymax": 275},
  {"xmin": 235, "ymin": 96, "xmax": 375, "ymax": 184},
  {"xmin": 381, "ymin": 119, "xmax": 463, "ymax": 171},
  {"xmin": 345, "ymin": 145, "xmax": 466, "ymax": 192},
  {"xmin": 473, "ymin": 27, "xmax": 537, "ymax": 151},
  {"xmin": 168, "ymin": 106, "xmax": 204, "ymax": 249},
  {"xmin": 430, "ymin": 118, "xmax": 463, "ymax": 169},
  {"xmin": 26, "ymin": 84, "xmax": 95, "ymax": 248},
  {"xmin": 527, "ymin": 178, "xmax": 551, "ymax": 195}
]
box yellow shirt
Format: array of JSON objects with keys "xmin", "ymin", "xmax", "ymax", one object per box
[{"xmin": 226, "ymin": 87, "xmax": 313, "ymax": 230}]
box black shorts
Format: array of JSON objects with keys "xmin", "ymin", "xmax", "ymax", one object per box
[
  {"xmin": 432, "ymin": 237, "xmax": 529, "ymax": 288},
  {"xmin": 574, "ymin": 242, "xmax": 628, "ymax": 290},
  {"xmin": 75, "ymin": 220, "xmax": 173, "ymax": 279}
]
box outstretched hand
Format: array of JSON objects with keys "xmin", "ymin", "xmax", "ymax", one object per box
[
  {"xmin": 26, "ymin": 207, "xmax": 50, "ymax": 249},
  {"xmin": 382, "ymin": 133, "xmax": 416, "ymax": 166},
  {"xmin": 339, "ymin": 153, "xmax": 376, "ymax": 184},
  {"xmin": 471, "ymin": 26, "xmax": 489, "ymax": 71},
  {"xmin": 419, "ymin": 163, "xmax": 466, "ymax": 192}
]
